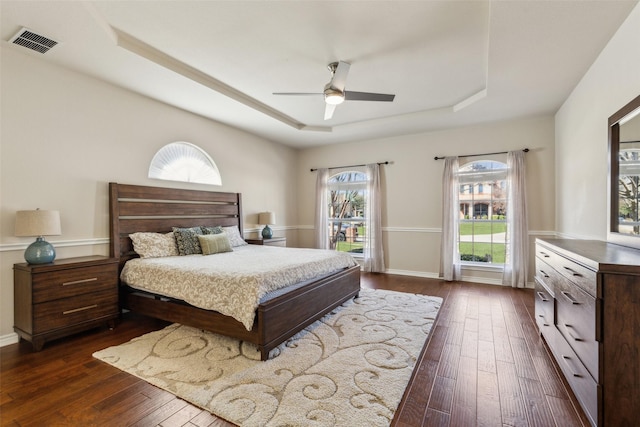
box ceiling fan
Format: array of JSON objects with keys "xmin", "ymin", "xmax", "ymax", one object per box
[{"xmin": 273, "ymin": 61, "xmax": 395, "ymax": 120}]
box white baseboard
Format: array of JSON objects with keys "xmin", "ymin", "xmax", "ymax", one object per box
[
  {"xmin": 385, "ymin": 268, "xmax": 440, "ymax": 279},
  {"xmin": 0, "ymin": 332, "xmax": 19, "ymax": 347},
  {"xmin": 384, "ymin": 268, "xmax": 534, "ymax": 288}
]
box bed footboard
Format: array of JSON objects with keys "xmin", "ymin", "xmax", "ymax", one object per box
[
  {"xmin": 121, "ymin": 264, "xmax": 361, "ymax": 360},
  {"xmin": 256, "ymin": 264, "xmax": 361, "ymax": 359}
]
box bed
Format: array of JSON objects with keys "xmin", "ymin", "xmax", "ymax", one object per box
[{"xmin": 109, "ymin": 182, "xmax": 361, "ymax": 360}]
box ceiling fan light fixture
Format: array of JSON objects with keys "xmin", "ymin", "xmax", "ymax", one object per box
[{"xmin": 324, "ymin": 88, "xmax": 345, "ymax": 105}]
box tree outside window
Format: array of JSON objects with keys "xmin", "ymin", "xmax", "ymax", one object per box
[{"xmin": 327, "ymin": 171, "xmax": 367, "ymax": 254}]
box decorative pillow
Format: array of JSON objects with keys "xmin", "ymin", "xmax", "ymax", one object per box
[
  {"xmin": 172, "ymin": 226, "xmax": 204, "ymax": 255},
  {"xmin": 201, "ymin": 225, "xmax": 224, "ymax": 235},
  {"xmin": 222, "ymin": 225, "xmax": 248, "ymax": 247},
  {"xmin": 129, "ymin": 232, "xmax": 179, "ymax": 258},
  {"xmin": 197, "ymin": 233, "xmax": 233, "ymax": 255}
]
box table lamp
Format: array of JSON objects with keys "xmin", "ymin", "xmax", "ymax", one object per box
[
  {"xmin": 258, "ymin": 212, "xmax": 276, "ymax": 239},
  {"xmin": 15, "ymin": 209, "xmax": 62, "ymax": 264}
]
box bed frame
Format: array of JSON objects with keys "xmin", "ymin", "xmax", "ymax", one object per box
[{"xmin": 109, "ymin": 182, "xmax": 361, "ymax": 360}]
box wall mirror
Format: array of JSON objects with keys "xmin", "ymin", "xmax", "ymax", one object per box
[{"xmin": 609, "ymin": 94, "xmax": 640, "ymax": 249}]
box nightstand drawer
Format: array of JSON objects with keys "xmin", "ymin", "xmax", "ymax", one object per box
[
  {"xmin": 33, "ymin": 288, "xmax": 118, "ymax": 333},
  {"xmin": 31, "ymin": 263, "xmax": 118, "ymax": 303}
]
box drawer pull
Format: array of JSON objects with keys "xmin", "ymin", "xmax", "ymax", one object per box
[
  {"xmin": 564, "ymin": 324, "xmax": 583, "ymax": 341},
  {"xmin": 539, "ymin": 270, "xmax": 550, "ymax": 279},
  {"xmin": 563, "ymin": 266, "xmax": 582, "ymax": 277},
  {"xmin": 538, "ymin": 314, "xmax": 549, "ymax": 326},
  {"xmin": 539, "ymin": 251, "xmax": 550, "ymax": 258},
  {"xmin": 562, "ymin": 355, "xmax": 583, "ymax": 377},
  {"xmin": 63, "ymin": 304, "xmax": 97, "ymax": 315},
  {"xmin": 536, "ymin": 291, "xmax": 549, "ymax": 302},
  {"xmin": 62, "ymin": 277, "xmax": 98, "ymax": 286},
  {"xmin": 561, "ymin": 291, "xmax": 580, "ymax": 305}
]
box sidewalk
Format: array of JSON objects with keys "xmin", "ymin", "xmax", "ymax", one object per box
[{"xmin": 459, "ymin": 232, "xmax": 506, "ymax": 243}]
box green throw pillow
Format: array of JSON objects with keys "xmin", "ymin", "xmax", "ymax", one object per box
[{"xmin": 198, "ymin": 233, "xmax": 233, "ymax": 255}]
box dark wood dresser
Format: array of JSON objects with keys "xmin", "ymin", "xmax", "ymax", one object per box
[
  {"xmin": 14, "ymin": 256, "xmax": 119, "ymax": 351},
  {"xmin": 535, "ymin": 238, "xmax": 640, "ymax": 426}
]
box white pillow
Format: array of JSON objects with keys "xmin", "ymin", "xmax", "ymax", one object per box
[
  {"xmin": 129, "ymin": 232, "xmax": 179, "ymax": 258},
  {"xmin": 222, "ymin": 225, "xmax": 248, "ymax": 247}
]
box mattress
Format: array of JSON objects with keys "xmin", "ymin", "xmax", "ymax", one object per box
[{"xmin": 120, "ymin": 245, "xmax": 358, "ymax": 330}]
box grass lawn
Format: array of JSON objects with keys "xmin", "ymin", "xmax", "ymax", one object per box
[
  {"xmin": 337, "ymin": 241, "xmax": 363, "ymax": 253},
  {"xmin": 459, "ymin": 242, "xmax": 506, "ymax": 263},
  {"xmin": 460, "ymin": 221, "xmax": 506, "ymax": 235}
]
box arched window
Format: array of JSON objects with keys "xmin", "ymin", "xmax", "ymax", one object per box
[
  {"xmin": 458, "ymin": 160, "xmax": 507, "ymax": 264},
  {"xmin": 148, "ymin": 142, "xmax": 222, "ymax": 186}
]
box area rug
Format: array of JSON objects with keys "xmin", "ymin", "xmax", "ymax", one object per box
[{"xmin": 93, "ymin": 288, "xmax": 442, "ymax": 427}]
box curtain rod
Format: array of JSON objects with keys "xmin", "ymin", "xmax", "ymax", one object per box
[
  {"xmin": 310, "ymin": 161, "xmax": 390, "ymax": 172},
  {"xmin": 434, "ymin": 148, "xmax": 529, "ymax": 160}
]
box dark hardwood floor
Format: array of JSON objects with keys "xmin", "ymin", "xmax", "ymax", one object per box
[{"xmin": 0, "ymin": 273, "xmax": 589, "ymax": 427}]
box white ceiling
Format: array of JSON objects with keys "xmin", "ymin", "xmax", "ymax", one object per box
[{"xmin": 1, "ymin": 1, "xmax": 637, "ymax": 148}]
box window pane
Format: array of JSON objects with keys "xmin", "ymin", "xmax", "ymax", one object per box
[
  {"xmin": 457, "ymin": 160, "xmax": 508, "ymax": 266},
  {"xmin": 327, "ymin": 170, "xmax": 366, "ymax": 253}
]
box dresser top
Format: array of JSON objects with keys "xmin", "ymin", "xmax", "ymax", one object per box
[{"xmin": 537, "ymin": 238, "xmax": 640, "ymax": 274}]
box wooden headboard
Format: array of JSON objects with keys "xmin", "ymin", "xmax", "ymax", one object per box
[{"xmin": 109, "ymin": 182, "xmax": 243, "ymax": 269}]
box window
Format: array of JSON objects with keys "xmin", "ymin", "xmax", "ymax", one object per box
[
  {"xmin": 326, "ymin": 170, "xmax": 367, "ymax": 255},
  {"xmin": 148, "ymin": 142, "xmax": 222, "ymax": 186},
  {"xmin": 458, "ymin": 160, "xmax": 507, "ymax": 265}
]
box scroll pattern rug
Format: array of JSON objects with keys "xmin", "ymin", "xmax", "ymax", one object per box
[{"xmin": 93, "ymin": 289, "xmax": 442, "ymax": 427}]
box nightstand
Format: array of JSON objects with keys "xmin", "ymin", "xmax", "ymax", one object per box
[
  {"xmin": 245, "ymin": 237, "xmax": 287, "ymax": 247},
  {"xmin": 14, "ymin": 256, "xmax": 119, "ymax": 351}
]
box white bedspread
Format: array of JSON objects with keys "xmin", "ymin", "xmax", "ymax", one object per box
[{"xmin": 120, "ymin": 245, "xmax": 358, "ymax": 330}]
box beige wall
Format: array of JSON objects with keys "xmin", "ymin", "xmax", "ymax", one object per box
[
  {"xmin": 0, "ymin": 47, "xmax": 298, "ymax": 339},
  {"xmin": 296, "ymin": 116, "xmax": 556, "ymax": 282},
  {"xmin": 2, "ymin": 2, "xmax": 637, "ymax": 345},
  {"xmin": 555, "ymin": 3, "xmax": 640, "ymax": 240}
]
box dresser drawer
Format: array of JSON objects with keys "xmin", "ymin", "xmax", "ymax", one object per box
[
  {"xmin": 33, "ymin": 288, "xmax": 118, "ymax": 333},
  {"xmin": 535, "ymin": 257, "xmax": 562, "ymax": 297},
  {"xmin": 534, "ymin": 277, "xmax": 554, "ymax": 334},
  {"xmin": 550, "ymin": 326, "xmax": 598, "ymax": 427},
  {"xmin": 32, "ymin": 263, "xmax": 118, "ymax": 303},
  {"xmin": 555, "ymin": 278, "xmax": 598, "ymax": 381},
  {"xmin": 536, "ymin": 245, "xmax": 596, "ymax": 296}
]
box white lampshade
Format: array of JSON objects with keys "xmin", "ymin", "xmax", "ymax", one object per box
[
  {"xmin": 15, "ymin": 209, "xmax": 61, "ymax": 237},
  {"xmin": 258, "ymin": 212, "xmax": 276, "ymax": 225}
]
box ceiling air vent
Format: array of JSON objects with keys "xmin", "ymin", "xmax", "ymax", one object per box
[{"xmin": 9, "ymin": 28, "xmax": 58, "ymax": 54}]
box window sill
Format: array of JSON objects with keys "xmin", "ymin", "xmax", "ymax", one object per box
[{"xmin": 461, "ymin": 262, "xmax": 504, "ymax": 272}]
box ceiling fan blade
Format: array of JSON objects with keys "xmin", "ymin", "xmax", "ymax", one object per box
[
  {"xmin": 324, "ymin": 104, "xmax": 337, "ymax": 120},
  {"xmin": 344, "ymin": 91, "xmax": 395, "ymax": 102},
  {"xmin": 330, "ymin": 61, "xmax": 351, "ymax": 91},
  {"xmin": 273, "ymin": 92, "xmax": 323, "ymax": 96}
]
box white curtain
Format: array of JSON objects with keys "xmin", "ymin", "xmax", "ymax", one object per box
[
  {"xmin": 440, "ymin": 157, "xmax": 461, "ymax": 281},
  {"xmin": 314, "ymin": 168, "xmax": 329, "ymax": 249},
  {"xmin": 363, "ymin": 163, "xmax": 385, "ymax": 272},
  {"xmin": 503, "ymin": 150, "xmax": 529, "ymax": 288}
]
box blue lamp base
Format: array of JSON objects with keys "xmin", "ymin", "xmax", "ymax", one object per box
[
  {"xmin": 262, "ymin": 225, "xmax": 273, "ymax": 239},
  {"xmin": 24, "ymin": 237, "xmax": 56, "ymax": 264}
]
